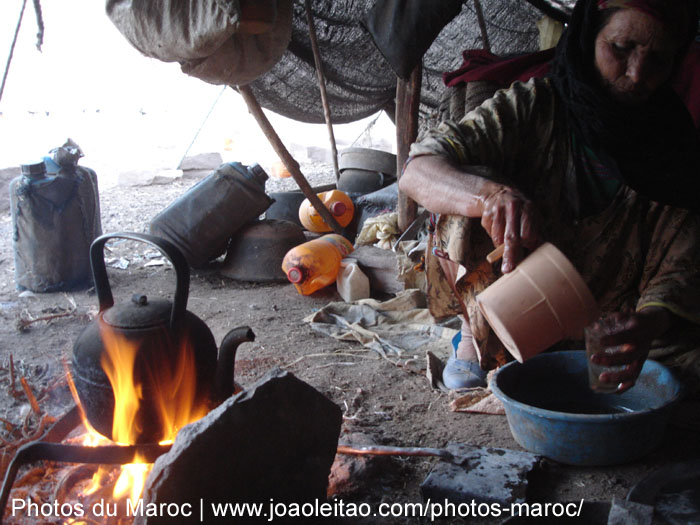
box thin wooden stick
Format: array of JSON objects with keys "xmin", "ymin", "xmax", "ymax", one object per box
[
  {"xmin": 237, "ymin": 85, "xmax": 344, "ymax": 235},
  {"xmin": 337, "ymin": 444, "xmax": 455, "ymax": 461},
  {"xmin": 283, "ymin": 351, "xmax": 377, "ymax": 369},
  {"xmin": 486, "ymin": 244, "xmax": 505, "ymax": 264},
  {"xmin": 9, "ymin": 355, "xmax": 17, "ymax": 396},
  {"xmin": 0, "ymin": 0, "xmax": 28, "ymax": 104},
  {"xmin": 20, "ymin": 377, "xmax": 40, "ymax": 415},
  {"xmin": 473, "ymin": 0, "xmax": 491, "ymax": 52},
  {"xmin": 304, "ymin": 0, "xmax": 340, "ymax": 181},
  {"xmin": 17, "ymin": 310, "xmax": 75, "ymax": 331}
]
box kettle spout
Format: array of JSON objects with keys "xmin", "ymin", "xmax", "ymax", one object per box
[{"xmin": 215, "ymin": 326, "xmax": 255, "ymax": 402}]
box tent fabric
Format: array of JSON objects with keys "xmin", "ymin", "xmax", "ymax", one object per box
[
  {"xmin": 106, "ymin": 0, "xmax": 696, "ymax": 126},
  {"xmin": 106, "ymin": 0, "xmax": 242, "ymax": 62},
  {"xmin": 361, "ymin": 0, "xmax": 465, "ymax": 81},
  {"xmin": 106, "ymin": 0, "xmax": 579, "ymax": 124},
  {"xmin": 244, "ymin": 0, "xmax": 549, "ymax": 124},
  {"xmin": 107, "ymin": 0, "xmax": 294, "ymax": 87},
  {"xmin": 180, "ymin": 0, "xmax": 294, "ymax": 87}
]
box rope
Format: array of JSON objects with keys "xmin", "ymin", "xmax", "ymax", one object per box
[
  {"xmin": 32, "ymin": 0, "xmax": 44, "ymax": 51},
  {"xmin": 350, "ymin": 111, "xmax": 382, "ymax": 148},
  {"xmin": 176, "ymin": 85, "xmax": 227, "ymax": 169},
  {"xmin": 0, "ymin": 0, "xmax": 29, "ymax": 105}
]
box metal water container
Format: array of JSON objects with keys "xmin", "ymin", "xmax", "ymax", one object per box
[
  {"xmin": 10, "ymin": 160, "xmax": 102, "ymax": 292},
  {"xmin": 149, "ymin": 162, "xmax": 273, "ymax": 268}
]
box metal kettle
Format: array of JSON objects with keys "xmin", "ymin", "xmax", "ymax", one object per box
[{"xmin": 71, "ymin": 232, "xmax": 254, "ymax": 444}]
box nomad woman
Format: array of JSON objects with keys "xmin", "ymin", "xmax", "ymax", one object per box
[{"xmin": 400, "ymin": 0, "xmax": 700, "ymax": 392}]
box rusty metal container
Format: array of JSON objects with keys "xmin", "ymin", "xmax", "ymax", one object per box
[{"xmin": 149, "ymin": 162, "xmax": 273, "ymax": 268}]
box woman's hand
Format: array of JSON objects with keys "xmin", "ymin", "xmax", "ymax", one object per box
[
  {"xmin": 481, "ymin": 186, "xmax": 541, "ymax": 273},
  {"xmin": 589, "ymin": 307, "xmax": 672, "ymax": 393},
  {"xmin": 399, "ymin": 156, "xmax": 541, "ymax": 271}
]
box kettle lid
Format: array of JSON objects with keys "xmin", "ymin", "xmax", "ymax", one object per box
[{"xmin": 102, "ymin": 294, "xmax": 172, "ymax": 329}]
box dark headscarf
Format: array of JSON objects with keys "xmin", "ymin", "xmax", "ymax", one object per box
[{"xmin": 549, "ymin": 0, "xmax": 700, "ymax": 213}]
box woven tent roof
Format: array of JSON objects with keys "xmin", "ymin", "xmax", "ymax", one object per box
[{"xmin": 244, "ymin": 0, "xmax": 578, "ymax": 124}]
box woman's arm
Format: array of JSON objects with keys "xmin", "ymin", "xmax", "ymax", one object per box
[
  {"xmin": 398, "ymin": 155, "xmax": 495, "ymax": 217},
  {"xmin": 399, "ymin": 155, "xmax": 541, "ymax": 272},
  {"xmin": 593, "ymin": 207, "xmax": 700, "ymax": 392}
]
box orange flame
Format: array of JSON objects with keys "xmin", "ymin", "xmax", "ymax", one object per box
[
  {"xmin": 113, "ymin": 455, "xmax": 150, "ymax": 502},
  {"xmin": 98, "ymin": 325, "xmax": 143, "ymax": 444},
  {"xmin": 96, "ymin": 321, "xmax": 210, "ymax": 501},
  {"xmin": 98, "ymin": 321, "xmax": 209, "ymax": 445},
  {"xmin": 64, "ymin": 322, "xmax": 212, "ymax": 505},
  {"xmin": 65, "ymin": 367, "xmax": 113, "ymax": 497}
]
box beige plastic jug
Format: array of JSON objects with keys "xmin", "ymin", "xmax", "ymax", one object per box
[{"xmin": 476, "ymin": 242, "xmax": 599, "ymax": 363}]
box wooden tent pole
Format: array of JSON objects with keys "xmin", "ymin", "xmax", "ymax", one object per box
[
  {"xmin": 473, "ymin": 0, "xmax": 491, "ymax": 52},
  {"xmin": 237, "ymin": 85, "xmax": 343, "ymax": 235},
  {"xmin": 396, "ymin": 64, "xmax": 422, "ymax": 232},
  {"xmin": 304, "ymin": 0, "xmax": 340, "ymax": 181}
]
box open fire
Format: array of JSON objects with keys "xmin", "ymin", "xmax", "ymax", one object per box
[
  {"xmin": 66, "ymin": 320, "xmax": 212, "ymax": 518},
  {"xmin": 3, "ymin": 233, "xmax": 256, "ymax": 523},
  {"xmin": 97, "ymin": 320, "xmax": 210, "ymax": 446},
  {"xmin": 5, "ymin": 351, "xmax": 340, "ymax": 525},
  {"xmin": 3, "ymin": 319, "xmax": 220, "ymax": 524}
]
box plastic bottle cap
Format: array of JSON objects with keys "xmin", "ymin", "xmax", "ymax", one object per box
[
  {"xmin": 20, "ymin": 161, "xmax": 47, "ymax": 178},
  {"xmin": 287, "ymin": 267, "xmax": 304, "ymax": 283},
  {"xmin": 330, "ymin": 201, "xmax": 347, "ymax": 216},
  {"xmin": 248, "ymin": 163, "xmax": 269, "ymax": 185}
]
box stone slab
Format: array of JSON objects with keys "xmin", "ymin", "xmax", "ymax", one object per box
[{"xmin": 137, "ymin": 368, "xmax": 343, "ymax": 524}]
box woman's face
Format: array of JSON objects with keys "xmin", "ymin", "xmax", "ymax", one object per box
[{"xmin": 594, "ymin": 9, "xmax": 681, "ymax": 105}]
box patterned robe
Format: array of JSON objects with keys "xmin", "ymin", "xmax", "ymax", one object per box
[{"xmin": 410, "ymin": 77, "xmax": 700, "ymax": 386}]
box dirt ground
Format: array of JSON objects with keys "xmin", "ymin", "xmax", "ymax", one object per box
[{"xmin": 1, "ymin": 163, "xmax": 699, "ymax": 524}]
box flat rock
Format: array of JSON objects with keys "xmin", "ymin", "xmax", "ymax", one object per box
[
  {"xmin": 420, "ymin": 443, "xmax": 541, "ymax": 507},
  {"xmin": 306, "ymin": 146, "xmax": 332, "ymax": 163},
  {"xmin": 117, "ymin": 169, "xmax": 183, "ymax": 187},
  {"xmin": 178, "ymin": 152, "xmax": 223, "ymax": 171},
  {"xmin": 607, "ymin": 497, "xmax": 653, "ymax": 525},
  {"xmin": 328, "ymin": 432, "xmax": 379, "ymax": 498},
  {"xmin": 137, "ymin": 368, "xmax": 342, "ymax": 524}
]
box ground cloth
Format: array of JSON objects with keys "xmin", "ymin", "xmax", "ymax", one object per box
[{"xmin": 303, "ymin": 289, "xmax": 459, "ymax": 360}]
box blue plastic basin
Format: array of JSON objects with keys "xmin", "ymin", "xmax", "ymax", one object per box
[{"xmin": 491, "ymin": 350, "xmax": 683, "ymax": 466}]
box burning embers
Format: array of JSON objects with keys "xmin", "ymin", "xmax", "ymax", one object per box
[
  {"xmin": 4, "ymin": 233, "xmax": 256, "ymax": 523},
  {"xmin": 3, "ymin": 320, "xmax": 255, "ymax": 524},
  {"xmin": 61, "ymin": 316, "xmax": 253, "ymax": 520},
  {"xmin": 5, "ymin": 368, "xmax": 342, "ymax": 524}
]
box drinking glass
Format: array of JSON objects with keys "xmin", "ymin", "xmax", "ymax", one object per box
[{"xmin": 584, "ymin": 316, "xmax": 626, "ymax": 393}]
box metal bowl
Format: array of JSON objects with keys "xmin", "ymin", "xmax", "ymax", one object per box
[
  {"xmin": 221, "ymin": 219, "xmax": 306, "ymax": 282},
  {"xmin": 337, "ymin": 148, "xmax": 397, "ymax": 195},
  {"xmin": 491, "ymin": 350, "xmax": 683, "ymax": 466}
]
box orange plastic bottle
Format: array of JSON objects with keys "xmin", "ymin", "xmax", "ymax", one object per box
[
  {"xmin": 298, "ymin": 190, "xmax": 354, "ymax": 232},
  {"xmin": 270, "ymin": 160, "xmax": 292, "ymax": 178},
  {"xmin": 281, "ymin": 234, "xmax": 354, "ymax": 295}
]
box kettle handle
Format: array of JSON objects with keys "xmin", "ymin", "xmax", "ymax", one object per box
[{"xmin": 90, "ymin": 232, "xmax": 189, "ymax": 330}]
